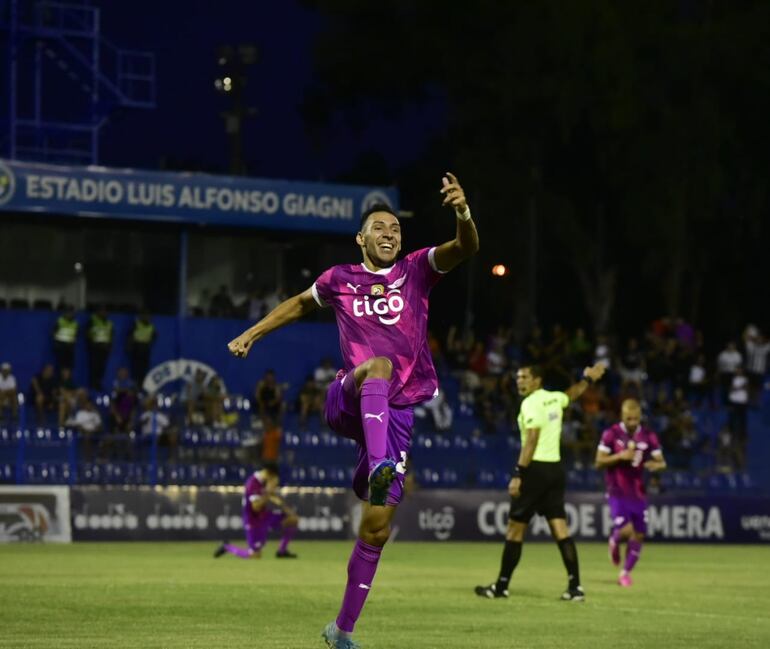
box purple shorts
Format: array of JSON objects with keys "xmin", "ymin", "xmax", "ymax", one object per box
[
  {"xmin": 243, "ymin": 508, "xmax": 285, "ymax": 551},
  {"xmin": 608, "ymin": 496, "xmax": 648, "ymax": 535},
  {"xmin": 324, "ymin": 373, "xmax": 414, "ymax": 506}
]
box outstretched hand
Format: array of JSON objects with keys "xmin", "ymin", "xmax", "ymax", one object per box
[
  {"xmin": 228, "ymin": 332, "xmax": 254, "ymax": 358},
  {"xmin": 583, "ymin": 362, "xmax": 607, "ymax": 384},
  {"xmin": 439, "ymin": 172, "xmax": 468, "ymax": 215}
]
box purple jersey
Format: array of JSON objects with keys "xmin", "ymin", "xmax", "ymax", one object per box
[
  {"xmin": 242, "ymin": 471, "xmax": 267, "ymax": 521},
  {"xmin": 312, "ymin": 247, "xmax": 444, "ymax": 406},
  {"xmin": 598, "ymin": 423, "xmax": 662, "ymax": 499}
]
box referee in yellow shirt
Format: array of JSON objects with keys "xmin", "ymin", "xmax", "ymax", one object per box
[{"xmin": 475, "ymin": 362, "xmax": 606, "ymax": 601}]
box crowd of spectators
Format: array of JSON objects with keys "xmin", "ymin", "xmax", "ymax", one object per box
[
  {"xmin": 426, "ymin": 318, "xmax": 769, "ymax": 475},
  {"xmin": 2, "ymin": 304, "xmax": 767, "ymax": 478}
]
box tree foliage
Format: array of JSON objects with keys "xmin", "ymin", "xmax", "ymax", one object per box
[{"xmin": 301, "ymin": 0, "xmax": 770, "ymax": 337}]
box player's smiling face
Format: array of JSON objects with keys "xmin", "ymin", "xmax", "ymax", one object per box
[
  {"xmin": 516, "ymin": 368, "xmax": 541, "ymax": 396},
  {"xmin": 356, "ymin": 211, "xmax": 402, "ymax": 269}
]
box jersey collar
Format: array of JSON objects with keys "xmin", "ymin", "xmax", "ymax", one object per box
[
  {"xmin": 360, "ymin": 262, "xmax": 394, "ymax": 275},
  {"xmin": 619, "ymin": 422, "xmax": 640, "ymax": 436}
]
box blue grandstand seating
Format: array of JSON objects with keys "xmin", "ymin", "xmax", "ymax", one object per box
[{"xmin": 1, "ymin": 385, "xmax": 767, "ymax": 494}]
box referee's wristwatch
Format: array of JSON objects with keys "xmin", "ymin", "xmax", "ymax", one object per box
[
  {"xmin": 582, "ymin": 373, "xmax": 594, "ymax": 385},
  {"xmin": 511, "ymin": 464, "xmax": 527, "ymax": 479}
]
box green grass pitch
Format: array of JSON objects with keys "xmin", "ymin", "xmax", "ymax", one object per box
[{"xmin": 1, "ymin": 541, "xmax": 769, "ymax": 648}]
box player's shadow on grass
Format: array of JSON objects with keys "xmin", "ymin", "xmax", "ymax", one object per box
[{"xmin": 460, "ymin": 587, "xmax": 543, "ymax": 601}]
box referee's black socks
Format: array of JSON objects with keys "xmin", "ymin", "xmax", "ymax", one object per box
[
  {"xmin": 557, "ymin": 537, "xmax": 581, "ymax": 590},
  {"xmin": 496, "ymin": 540, "xmax": 522, "ymax": 592}
]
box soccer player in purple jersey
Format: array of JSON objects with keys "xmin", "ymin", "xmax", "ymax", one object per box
[
  {"xmin": 595, "ymin": 399, "xmax": 666, "ymax": 587},
  {"xmin": 213, "ymin": 462, "xmax": 300, "ymax": 559},
  {"xmin": 227, "ymin": 172, "xmax": 479, "ymax": 649}
]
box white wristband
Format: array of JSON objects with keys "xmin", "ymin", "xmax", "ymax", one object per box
[{"xmin": 457, "ymin": 207, "xmax": 472, "ymax": 221}]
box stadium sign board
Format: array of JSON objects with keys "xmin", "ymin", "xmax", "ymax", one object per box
[
  {"xmin": 71, "ymin": 486, "xmax": 350, "ymax": 541},
  {"xmin": 0, "ymin": 158, "xmax": 398, "ymax": 233},
  {"xmin": 393, "ymin": 491, "xmax": 770, "ymax": 543},
  {"xmin": 0, "ymin": 485, "xmax": 72, "ymax": 543},
  {"xmin": 68, "ymin": 487, "xmax": 770, "ymax": 544}
]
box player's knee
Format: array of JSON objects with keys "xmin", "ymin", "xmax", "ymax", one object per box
[
  {"xmin": 285, "ymin": 515, "xmax": 299, "ymax": 527},
  {"xmin": 369, "ymin": 527, "xmax": 391, "ymax": 546},
  {"xmin": 506, "ymin": 521, "xmax": 525, "ymax": 542},
  {"xmin": 360, "ymin": 523, "xmax": 390, "ymax": 547},
  {"xmin": 365, "ymin": 356, "xmax": 393, "ymax": 380}
]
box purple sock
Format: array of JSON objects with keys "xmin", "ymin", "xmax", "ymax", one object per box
[
  {"xmin": 224, "ymin": 543, "xmax": 253, "ymax": 559},
  {"xmin": 278, "ymin": 525, "xmax": 296, "ymax": 554},
  {"xmin": 360, "ymin": 379, "xmax": 390, "ymax": 471},
  {"xmin": 336, "ymin": 539, "xmax": 383, "ymax": 633},
  {"xmin": 624, "ymin": 539, "xmax": 642, "ymax": 573}
]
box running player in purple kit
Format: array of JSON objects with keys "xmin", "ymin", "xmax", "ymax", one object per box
[
  {"xmin": 227, "ymin": 172, "xmax": 479, "ymax": 649},
  {"xmin": 595, "ymin": 399, "xmax": 667, "ymax": 587},
  {"xmin": 213, "ymin": 462, "xmax": 299, "ymax": 559}
]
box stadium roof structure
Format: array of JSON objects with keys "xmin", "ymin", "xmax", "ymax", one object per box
[{"xmin": 0, "ymin": 157, "xmax": 399, "ymax": 315}]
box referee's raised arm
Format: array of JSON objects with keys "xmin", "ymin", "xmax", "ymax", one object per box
[{"xmin": 565, "ymin": 362, "xmax": 607, "ymax": 402}]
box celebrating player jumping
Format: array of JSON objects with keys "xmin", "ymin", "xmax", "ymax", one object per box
[
  {"xmin": 595, "ymin": 399, "xmax": 667, "ymax": 586},
  {"xmin": 227, "ymin": 172, "xmax": 479, "ymax": 649}
]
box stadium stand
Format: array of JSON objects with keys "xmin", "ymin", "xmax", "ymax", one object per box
[{"xmin": 1, "ymin": 310, "xmax": 767, "ymax": 495}]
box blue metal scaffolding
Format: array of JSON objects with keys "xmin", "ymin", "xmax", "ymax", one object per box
[{"xmin": 2, "ymin": 0, "xmax": 156, "ymax": 164}]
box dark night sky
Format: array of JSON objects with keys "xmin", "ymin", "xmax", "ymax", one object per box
[
  {"xmin": 3, "ymin": 0, "xmax": 768, "ymax": 340},
  {"xmin": 98, "ymin": 0, "xmax": 442, "ymax": 181}
]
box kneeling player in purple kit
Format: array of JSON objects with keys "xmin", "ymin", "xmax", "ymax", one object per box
[
  {"xmin": 214, "ymin": 462, "xmax": 299, "ymax": 559},
  {"xmin": 595, "ymin": 399, "xmax": 667, "ymax": 586},
  {"xmin": 227, "ymin": 172, "xmax": 478, "ymax": 649}
]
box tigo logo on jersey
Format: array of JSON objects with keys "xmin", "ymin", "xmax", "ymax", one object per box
[{"xmin": 352, "ymin": 288, "xmax": 404, "ymax": 325}]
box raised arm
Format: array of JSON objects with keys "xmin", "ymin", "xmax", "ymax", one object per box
[
  {"xmin": 432, "ymin": 172, "xmax": 480, "ymax": 272},
  {"xmin": 564, "ymin": 362, "xmax": 607, "ymax": 402},
  {"xmin": 228, "ymin": 287, "xmax": 319, "ymax": 358}
]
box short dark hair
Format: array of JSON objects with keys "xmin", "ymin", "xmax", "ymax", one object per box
[
  {"xmin": 359, "ymin": 203, "xmax": 399, "ymax": 231},
  {"xmin": 520, "ymin": 364, "xmax": 544, "ymax": 380},
  {"xmin": 261, "ymin": 462, "xmax": 280, "ymax": 476}
]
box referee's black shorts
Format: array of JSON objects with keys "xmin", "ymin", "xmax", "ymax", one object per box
[{"xmin": 509, "ymin": 460, "xmax": 566, "ymax": 523}]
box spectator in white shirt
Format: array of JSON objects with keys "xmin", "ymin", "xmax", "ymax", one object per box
[
  {"xmin": 687, "ymin": 354, "xmax": 709, "ymax": 406},
  {"xmin": 727, "ymin": 367, "xmax": 749, "ymax": 470},
  {"xmin": 422, "ymin": 387, "xmax": 453, "ymax": 432},
  {"xmin": 66, "ymin": 391, "xmax": 102, "ymax": 462},
  {"xmin": 486, "ymin": 339, "xmax": 507, "ymax": 376},
  {"xmin": 744, "ymin": 328, "xmax": 770, "ymax": 405},
  {"xmin": 716, "ymin": 341, "xmax": 742, "ymax": 404},
  {"xmin": 140, "ymin": 397, "xmax": 177, "ymax": 460},
  {"xmin": 594, "ymin": 335, "xmax": 612, "ymax": 369},
  {"xmin": 313, "ymin": 357, "xmax": 338, "ymax": 390},
  {"xmin": 0, "ymin": 362, "xmax": 18, "ymax": 421}
]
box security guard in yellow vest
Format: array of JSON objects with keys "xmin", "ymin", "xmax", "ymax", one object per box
[
  {"xmin": 52, "ymin": 307, "xmax": 78, "ymax": 370},
  {"xmin": 88, "ymin": 306, "xmax": 113, "ymax": 390},
  {"xmin": 127, "ymin": 311, "xmax": 156, "ymax": 386}
]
